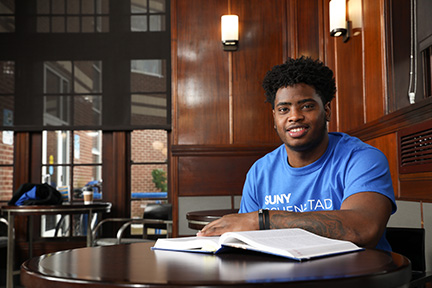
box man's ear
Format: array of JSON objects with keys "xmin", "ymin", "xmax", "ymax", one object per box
[{"xmin": 325, "ymin": 102, "xmax": 331, "ymax": 122}]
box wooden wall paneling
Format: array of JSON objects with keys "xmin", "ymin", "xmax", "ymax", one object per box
[
  {"xmin": 171, "ymin": 0, "xmax": 178, "ymax": 145},
  {"xmin": 173, "ymin": 145, "xmax": 276, "ymax": 197},
  {"xmin": 323, "ymin": 0, "xmax": 339, "ymax": 132},
  {"xmin": 348, "ymin": 96, "xmax": 432, "ymax": 141},
  {"xmin": 13, "ymin": 132, "xmax": 31, "ymax": 254},
  {"xmin": 286, "ymin": 0, "xmax": 322, "ymax": 60},
  {"xmin": 102, "ymin": 131, "xmax": 129, "ymax": 220},
  {"xmin": 383, "ymin": 0, "xmax": 395, "ymax": 113},
  {"xmin": 13, "ymin": 132, "xmax": 31, "ymax": 189},
  {"xmin": 399, "ymin": 172, "xmax": 432, "ymax": 202},
  {"xmin": 231, "ymin": 0, "xmax": 285, "ymax": 145},
  {"xmin": 178, "ymin": 156, "xmax": 254, "ymax": 196},
  {"xmin": 363, "ymin": 0, "xmax": 386, "ymax": 121},
  {"xmin": 176, "ymin": 0, "xmax": 230, "ymax": 145},
  {"xmin": 169, "ymin": 150, "xmax": 179, "ymax": 236},
  {"xmin": 398, "ymin": 119, "xmax": 432, "ymax": 174},
  {"xmin": 317, "ymin": 0, "xmax": 325, "ymax": 62},
  {"xmin": 287, "ymin": 0, "xmax": 298, "ymax": 58},
  {"xmin": 170, "ymin": 0, "xmax": 179, "ymax": 237},
  {"xmin": 296, "ymin": 0, "xmax": 321, "ymax": 59},
  {"xmin": 334, "ymin": 31, "xmax": 364, "ymax": 132},
  {"xmin": 365, "ymin": 133, "xmax": 399, "ymax": 199},
  {"xmin": 30, "ymin": 133, "xmax": 42, "ymax": 184},
  {"xmin": 396, "ymin": 119, "xmax": 432, "ymax": 202}
]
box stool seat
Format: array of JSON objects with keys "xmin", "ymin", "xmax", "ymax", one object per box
[{"xmin": 94, "ymin": 237, "xmax": 154, "ymax": 246}]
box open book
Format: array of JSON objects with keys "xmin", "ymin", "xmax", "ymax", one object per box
[{"xmin": 151, "ymin": 228, "xmax": 363, "ymax": 261}]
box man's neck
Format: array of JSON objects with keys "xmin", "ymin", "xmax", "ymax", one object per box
[{"xmin": 285, "ymin": 135, "xmax": 329, "ymax": 168}]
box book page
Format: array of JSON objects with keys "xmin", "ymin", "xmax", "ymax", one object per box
[
  {"xmin": 220, "ymin": 228, "xmax": 361, "ymax": 259},
  {"xmin": 153, "ymin": 236, "xmax": 220, "ymax": 252}
]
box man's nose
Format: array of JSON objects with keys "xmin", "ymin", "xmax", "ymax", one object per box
[{"xmin": 288, "ymin": 108, "xmax": 304, "ymax": 122}]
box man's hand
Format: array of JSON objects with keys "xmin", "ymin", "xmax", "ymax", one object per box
[{"xmin": 197, "ymin": 211, "xmax": 259, "ymax": 236}]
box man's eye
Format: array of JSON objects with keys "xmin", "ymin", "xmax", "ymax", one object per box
[
  {"xmin": 278, "ymin": 107, "xmax": 288, "ymax": 113},
  {"xmin": 303, "ymin": 104, "xmax": 314, "ymax": 109}
]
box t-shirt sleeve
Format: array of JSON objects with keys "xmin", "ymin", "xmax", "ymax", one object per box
[
  {"xmin": 342, "ymin": 147, "xmax": 396, "ymax": 213},
  {"xmin": 239, "ymin": 167, "xmax": 260, "ymax": 213}
]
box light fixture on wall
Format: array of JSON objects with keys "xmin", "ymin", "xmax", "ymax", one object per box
[
  {"xmin": 221, "ymin": 15, "xmax": 239, "ymax": 51},
  {"xmin": 349, "ymin": 0, "xmax": 362, "ymax": 37},
  {"xmin": 329, "ymin": 0, "xmax": 350, "ymax": 43}
]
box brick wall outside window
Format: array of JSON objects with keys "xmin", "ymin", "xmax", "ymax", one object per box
[{"xmin": 130, "ymin": 129, "xmax": 167, "ymax": 218}]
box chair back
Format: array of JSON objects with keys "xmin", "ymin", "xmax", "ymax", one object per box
[
  {"xmin": 143, "ymin": 203, "xmax": 172, "ymax": 239},
  {"xmin": 0, "ymin": 218, "xmax": 8, "ymax": 248},
  {"xmin": 386, "ymin": 227, "xmax": 426, "ymax": 273},
  {"xmin": 144, "ymin": 203, "xmax": 172, "ymax": 220}
]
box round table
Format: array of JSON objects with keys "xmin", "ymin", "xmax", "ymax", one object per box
[
  {"xmin": 21, "ymin": 242, "xmax": 411, "ymax": 288},
  {"xmin": 1, "ymin": 202, "xmax": 112, "ymax": 288}
]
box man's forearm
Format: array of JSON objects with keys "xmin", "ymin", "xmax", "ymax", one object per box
[{"xmin": 269, "ymin": 210, "xmax": 351, "ymax": 241}]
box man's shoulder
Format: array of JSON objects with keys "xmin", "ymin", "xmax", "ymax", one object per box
[
  {"xmin": 262, "ymin": 144, "xmax": 285, "ymax": 159},
  {"xmin": 252, "ymin": 144, "xmax": 285, "ymax": 168},
  {"xmin": 330, "ymin": 132, "xmax": 377, "ymax": 151},
  {"xmin": 329, "ymin": 132, "xmax": 386, "ymax": 161}
]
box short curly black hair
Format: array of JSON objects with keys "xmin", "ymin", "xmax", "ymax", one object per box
[{"xmin": 262, "ymin": 56, "xmax": 336, "ymax": 108}]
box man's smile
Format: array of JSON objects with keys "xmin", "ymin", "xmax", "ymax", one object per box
[{"xmin": 287, "ymin": 126, "xmax": 308, "ymax": 138}]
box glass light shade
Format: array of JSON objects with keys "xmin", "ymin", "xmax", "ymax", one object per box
[
  {"xmin": 349, "ymin": 0, "xmax": 362, "ymax": 35},
  {"xmin": 221, "ymin": 15, "xmax": 238, "ymax": 42},
  {"xmin": 329, "ymin": 0, "xmax": 346, "ymax": 36}
]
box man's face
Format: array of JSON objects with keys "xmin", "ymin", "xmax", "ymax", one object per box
[{"xmin": 272, "ymin": 83, "xmax": 331, "ymax": 154}]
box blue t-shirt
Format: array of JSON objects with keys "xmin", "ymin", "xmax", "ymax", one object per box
[{"xmin": 239, "ymin": 132, "xmax": 396, "ymax": 251}]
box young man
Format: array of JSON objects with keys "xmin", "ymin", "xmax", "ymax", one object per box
[{"xmin": 198, "ymin": 57, "xmax": 396, "ymax": 251}]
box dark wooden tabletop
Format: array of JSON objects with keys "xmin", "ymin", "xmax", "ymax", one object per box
[
  {"xmin": 21, "ymin": 242, "xmax": 411, "ymax": 288},
  {"xmin": 1, "ymin": 202, "xmax": 112, "ymax": 216}
]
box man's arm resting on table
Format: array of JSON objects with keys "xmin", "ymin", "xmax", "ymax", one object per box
[{"xmin": 197, "ymin": 192, "xmax": 393, "ymax": 248}]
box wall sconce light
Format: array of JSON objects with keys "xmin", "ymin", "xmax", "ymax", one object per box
[
  {"xmin": 329, "ymin": 0, "xmax": 350, "ymax": 42},
  {"xmin": 349, "ymin": 0, "xmax": 362, "ymax": 36},
  {"xmin": 221, "ymin": 15, "xmax": 239, "ymax": 51}
]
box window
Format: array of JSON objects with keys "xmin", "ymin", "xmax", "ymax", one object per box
[
  {"xmin": 41, "ymin": 130, "xmax": 102, "ymax": 200},
  {"xmin": 0, "ymin": 0, "xmax": 15, "ymax": 32},
  {"xmin": 0, "ymin": 1, "xmax": 171, "ymax": 240},
  {"xmin": 41, "ymin": 129, "xmax": 102, "ymax": 237},
  {"xmin": 131, "ymin": 0, "xmax": 166, "ymax": 32},
  {"xmin": 0, "ymin": 131, "xmax": 13, "ymax": 202},
  {"xmin": 36, "ymin": 0, "xmax": 110, "ymax": 33},
  {"xmin": 131, "ymin": 59, "xmax": 168, "ymax": 126},
  {"xmin": 130, "ymin": 129, "xmax": 168, "ymax": 235},
  {"xmin": 43, "ymin": 61, "xmax": 102, "ymax": 127},
  {"xmin": 0, "ymin": 61, "xmax": 14, "ymax": 202},
  {"xmin": 3, "ymin": 1, "xmax": 170, "ymax": 131},
  {"xmin": 0, "ymin": 61, "xmax": 14, "ymax": 129}
]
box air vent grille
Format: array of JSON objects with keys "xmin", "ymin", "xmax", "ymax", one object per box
[{"xmin": 399, "ymin": 120, "xmax": 432, "ymax": 173}]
